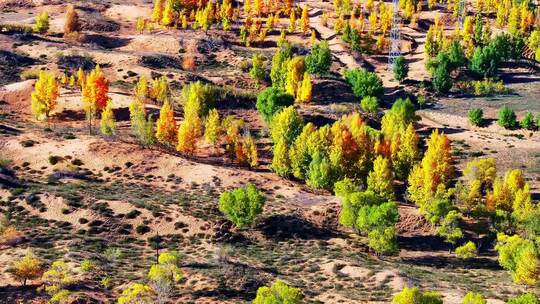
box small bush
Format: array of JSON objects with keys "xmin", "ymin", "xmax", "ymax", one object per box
[
  {"xmin": 497, "ymin": 106, "xmax": 517, "ymax": 129},
  {"xmin": 48, "ymin": 156, "xmax": 63, "ymax": 165},
  {"xmin": 520, "ymin": 112, "xmax": 535, "ymax": 129},
  {"xmin": 455, "ymin": 241, "xmax": 478, "ymax": 259},
  {"xmin": 136, "ymin": 225, "xmax": 150, "ymax": 234},
  {"xmin": 20, "ymin": 140, "xmax": 36, "ymax": 147},
  {"xmin": 344, "ymin": 68, "xmax": 383, "ymax": 99},
  {"xmin": 360, "ymin": 96, "xmax": 379, "ymax": 113},
  {"xmin": 468, "ymin": 108, "xmax": 483, "ymax": 126}
]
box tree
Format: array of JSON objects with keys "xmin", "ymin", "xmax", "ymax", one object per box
[
  {"xmin": 161, "ymin": 0, "xmax": 175, "ymax": 26},
  {"xmin": 82, "ymin": 65, "xmax": 109, "ymax": 133},
  {"xmin": 297, "ymin": 72, "xmax": 312, "ymax": 103},
  {"xmin": 306, "ymin": 41, "xmax": 332, "ymax": 75},
  {"xmin": 497, "ymin": 105, "xmax": 517, "ymax": 129},
  {"xmin": 437, "ymin": 210, "xmax": 463, "ymax": 245},
  {"xmin": 136, "ymin": 18, "xmax": 146, "ymax": 33},
  {"xmin": 367, "ymin": 156, "xmax": 395, "ymax": 200},
  {"xmin": 152, "ymin": 0, "xmax": 165, "ymax": 22},
  {"xmin": 253, "ymin": 279, "xmax": 302, "ymax": 304},
  {"xmin": 368, "ymin": 226, "xmax": 398, "ymax": 254},
  {"xmin": 249, "ymin": 53, "xmax": 266, "ymax": 85},
  {"xmin": 270, "ymin": 44, "xmax": 293, "ymax": 89},
  {"xmin": 204, "ymin": 108, "xmax": 221, "ymax": 146},
  {"xmin": 77, "ymin": 67, "xmax": 85, "ymax": 89},
  {"xmin": 129, "ymin": 98, "xmax": 155, "ymax": 145},
  {"xmin": 393, "ymin": 123, "xmax": 419, "ymax": 180},
  {"xmin": 495, "ymin": 233, "xmax": 540, "ymax": 285},
  {"xmin": 307, "ymin": 151, "xmax": 336, "ymax": 190},
  {"xmin": 289, "ymin": 123, "xmax": 317, "ymax": 179},
  {"xmin": 470, "ymin": 44, "xmax": 499, "ymax": 78},
  {"xmin": 300, "ymin": 5, "xmax": 310, "ymax": 33},
  {"xmin": 393, "ymin": 56, "xmax": 408, "ymax": 82},
  {"xmin": 31, "ymin": 70, "xmax": 59, "ymax": 123},
  {"xmin": 64, "ymin": 5, "xmax": 79, "ymax": 36},
  {"xmin": 33, "ymin": 11, "xmax": 50, "ymax": 33},
  {"xmin": 156, "ymin": 99, "xmax": 177, "ymax": 145},
  {"xmin": 100, "ymin": 99, "xmax": 116, "ymax": 136},
  {"xmin": 218, "ymin": 183, "xmax": 266, "ymax": 229},
  {"xmin": 9, "ymin": 250, "xmax": 43, "ymax": 286},
  {"xmin": 468, "ymin": 108, "xmax": 483, "ymax": 126},
  {"xmin": 285, "ymin": 56, "xmax": 306, "ymax": 98},
  {"xmin": 150, "ymin": 76, "xmax": 169, "ymax": 105},
  {"xmin": 148, "ymin": 251, "xmax": 183, "ymax": 285},
  {"xmin": 456, "ymin": 241, "xmax": 478, "ymax": 259},
  {"xmin": 270, "ymin": 106, "xmax": 304, "ymax": 145},
  {"xmin": 344, "ymin": 68, "xmax": 384, "ymax": 99},
  {"xmin": 118, "ymin": 283, "xmax": 155, "ymax": 304},
  {"xmin": 256, "ymin": 87, "xmax": 294, "ymax": 123},
  {"xmin": 288, "ymin": 10, "xmax": 296, "ymax": 33},
  {"xmin": 433, "ymin": 61, "xmax": 452, "ymax": 93},
  {"xmin": 407, "ymin": 130, "xmax": 454, "ymax": 211}
]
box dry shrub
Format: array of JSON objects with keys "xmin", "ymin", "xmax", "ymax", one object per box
[
  {"xmin": 182, "ymin": 41, "xmax": 197, "ymax": 71},
  {"xmin": 64, "ymin": 4, "xmax": 79, "ymax": 36},
  {"xmin": 1, "ymin": 226, "xmax": 23, "ymax": 246}
]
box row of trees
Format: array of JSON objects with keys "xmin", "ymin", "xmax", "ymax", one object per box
[
  {"xmin": 469, "ymin": 106, "xmax": 540, "ymax": 130},
  {"xmin": 393, "ymin": 287, "xmax": 540, "ymax": 304}
]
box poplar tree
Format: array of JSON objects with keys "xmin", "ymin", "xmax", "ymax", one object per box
[
  {"xmin": 156, "ymin": 99, "xmax": 177, "ymax": 145},
  {"xmin": 31, "ymin": 70, "xmax": 59, "ymax": 123}
]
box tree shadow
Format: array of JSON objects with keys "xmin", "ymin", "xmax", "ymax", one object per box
[
  {"xmin": 81, "ymin": 34, "xmax": 132, "ymax": 50},
  {"xmin": 312, "ymin": 78, "xmax": 356, "ymax": 104},
  {"xmin": 0, "ymin": 285, "xmax": 47, "ymax": 304},
  {"xmin": 259, "ymin": 214, "xmax": 338, "ymax": 240},
  {"xmin": 398, "ymin": 235, "xmax": 450, "ymax": 251},
  {"xmin": 400, "ymin": 255, "xmax": 501, "ymax": 270}
]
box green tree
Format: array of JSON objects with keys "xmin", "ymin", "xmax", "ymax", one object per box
[
  {"xmin": 270, "ymin": 44, "xmax": 293, "ymax": 89},
  {"xmin": 497, "ymin": 105, "xmax": 517, "ymax": 129},
  {"xmin": 218, "ymin": 184, "xmax": 266, "ymax": 229},
  {"xmin": 253, "ymin": 279, "xmax": 302, "ymax": 304},
  {"xmin": 393, "ymin": 56, "xmax": 408, "ymax": 82},
  {"xmin": 256, "ymin": 88, "xmax": 294, "ymax": 123},
  {"xmin": 344, "ymin": 68, "xmax": 384, "ymax": 98},
  {"xmin": 468, "ymin": 108, "xmax": 483, "ymax": 126},
  {"xmin": 368, "ymin": 226, "xmax": 398, "ymax": 254},
  {"xmin": 250, "ymin": 53, "xmax": 266, "ymax": 85},
  {"xmin": 306, "ymin": 151, "xmax": 335, "ymax": 190},
  {"xmin": 507, "ymin": 294, "xmax": 540, "ymax": 304},
  {"xmin": 306, "ymin": 41, "xmax": 332, "ymax": 75},
  {"xmin": 433, "ymin": 61, "xmax": 452, "ymax": 93},
  {"xmin": 437, "ymin": 210, "xmax": 463, "ymax": 246}
]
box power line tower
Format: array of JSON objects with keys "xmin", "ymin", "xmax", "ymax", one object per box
[
  {"xmin": 388, "ymin": 0, "xmax": 401, "ymax": 70},
  {"xmin": 457, "ymin": 0, "xmax": 466, "ymax": 30}
]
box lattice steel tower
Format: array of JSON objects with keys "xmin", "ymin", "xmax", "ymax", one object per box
[{"xmin": 388, "ymin": 0, "xmax": 401, "ymax": 70}]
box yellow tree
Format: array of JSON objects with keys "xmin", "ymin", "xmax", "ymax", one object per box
[
  {"xmin": 156, "ymin": 99, "xmax": 177, "ymax": 145},
  {"xmin": 408, "ymin": 130, "xmax": 454, "ymax": 210},
  {"xmin": 162, "ymin": 0, "xmax": 175, "ymax": 26},
  {"xmin": 204, "ymin": 108, "xmax": 221, "ymax": 146},
  {"xmin": 285, "ymin": 56, "xmax": 306, "ymax": 98},
  {"xmin": 300, "ymin": 5, "xmax": 310, "ymax": 33},
  {"xmin": 367, "ymin": 156, "xmax": 395, "ymax": 200},
  {"xmin": 289, "ymin": 10, "xmax": 296, "ymax": 33},
  {"xmin": 100, "ymin": 98, "xmax": 116, "ymax": 136},
  {"xmin": 10, "ymin": 250, "xmax": 43, "ymax": 286},
  {"xmin": 31, "ymin": 70, "xmax": 59, "ymax": 123},
  {"xmin": 77, "ymin": 67, "xmax": 85, "ymax": 89},
  {"xmin": 297, "ymin": 72, "xmax": 312, "ymax": 103},
  {"xmin": 152, "ymin": 0, "xmax": 165, "ymax": 23}
]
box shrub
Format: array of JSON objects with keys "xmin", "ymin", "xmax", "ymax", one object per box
[
  {"xmin": 520, "ymin": 112, "xmax": 535, "ymax": 129},
  {"xmin": 33, "ymin": 11, "xmax": 49, "ymax": 33},
  {"xmin": 253, "ymin": 280, "xmax": 302, "ymax": 304},
  {"xmin": 455, "ymin": 241, "xmax": 478, "ymax": 259},
  {"xmin": 392, "ymin": 287, "xmax": 443, "ymax": 304},
  {"xmin": 64, "ymin": 5, "xmax": 79, "ymax": 36},
  {"xmin": 218, "ymin": 184, "xmax": 266, "ymax": 229},
  {"xmin": 256, "ymin": 87, "xmax": 294, "ymax": 123},
  {"xmin": 468, "ymin": 108, "xmax": 483, "ymax": 126},
  {"xmin": 462, "ymin": 292, "xmax": 486, "ymax": 304},
  {"xmin": 497, "ymin": 106, "xmax": 517, "ymax": 129},
  {"xmin": 393, "ymin": 56, "xmax": 408, "ymax": 82},
  {"xmin": 361, "ymin": 96, "xmax": 378, "ymax": 113},
  {"xmin": 507, "ymin": 294, "xmax": 540, "ymax": 304},
  {"xmin": 9, "ymin": 250, "xmax": 43, "ymax": 286},
  {"xmin": 306, "ymin": 41, "xmax": 332, "ymax": 75},
  {"xmin": 344, "ymin": 68, "xmax": 384, "ymax": 98}
]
